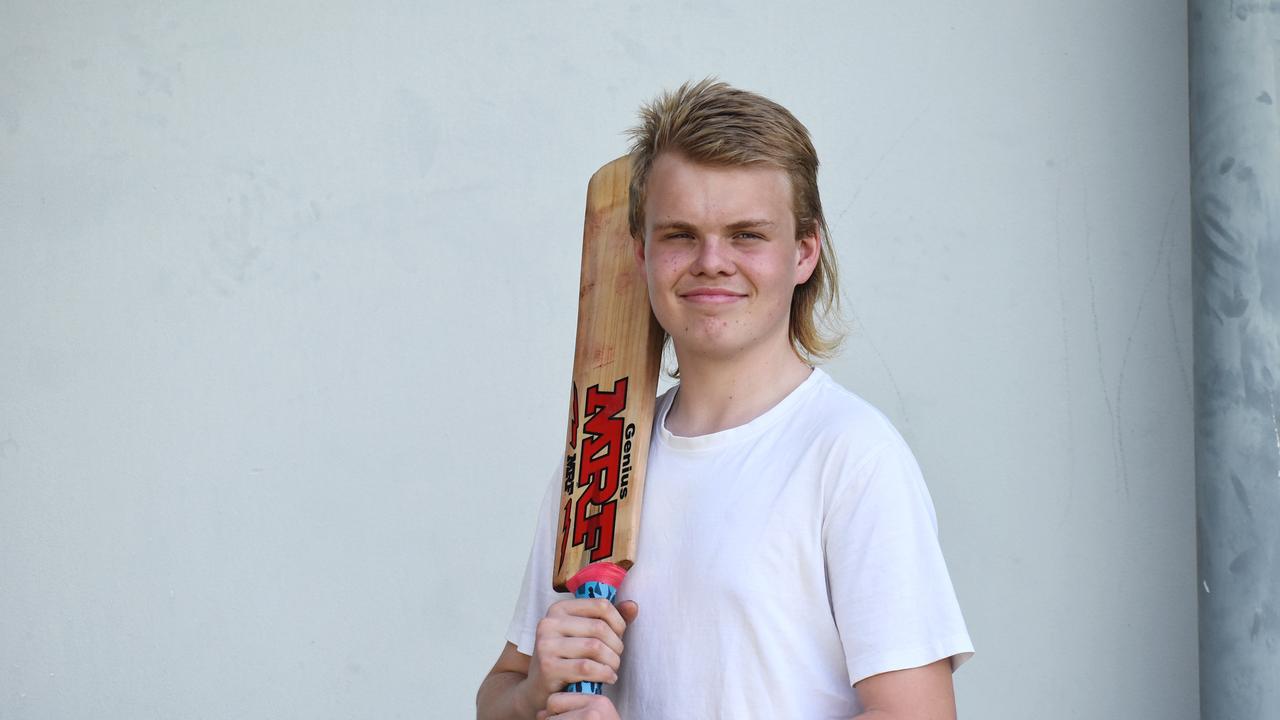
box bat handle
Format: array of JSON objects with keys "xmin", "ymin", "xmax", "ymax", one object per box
[{"xmin": 563, "ymin": 561, "xmax": 628, "ymax": 695}]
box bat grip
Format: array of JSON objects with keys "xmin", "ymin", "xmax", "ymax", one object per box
[{"xmin": 563, "ymin": 561, "xmax": 628, "ymax": 695}]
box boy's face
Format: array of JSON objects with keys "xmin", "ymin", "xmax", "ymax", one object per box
[{"xmin": 637, "ymin": 152, "xmax": 819, "ymax": 365}]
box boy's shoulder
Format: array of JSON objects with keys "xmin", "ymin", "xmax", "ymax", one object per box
[
  {"xmin": 653, "ymin": 368, "xmax": 910, "ymax": 453},
  {"xmin": 798, "ymin": 369, "xmax": 910, "ymax": 449}
]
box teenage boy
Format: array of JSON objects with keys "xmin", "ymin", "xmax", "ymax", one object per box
[{"xmin": 477, "ymin": 79, "xmax": 973, "ymax": 720}]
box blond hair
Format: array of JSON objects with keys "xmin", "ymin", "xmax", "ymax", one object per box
[{"xmin": 627, "ymin": 78, "xmax": 843, "ymax": 364}]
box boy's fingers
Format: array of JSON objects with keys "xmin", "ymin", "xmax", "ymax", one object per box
[
  {"xmin": 552, "ymin": 597, "xmax": 627, "ymax": 637},
  {"xmin": 617, "ymin": 600, "xmax": 639, "ymax": 628}
]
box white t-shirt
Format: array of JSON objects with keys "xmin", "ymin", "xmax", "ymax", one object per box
[{"xmin": 506, "ymin": 368, "xmax": 973, "ymax": 719}]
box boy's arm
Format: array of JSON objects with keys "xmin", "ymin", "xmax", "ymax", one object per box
[
  {"xmin": 476, "ymin": 642, "xmax": 538, "ymax": 720},
  {"xmin": 853, "ymin": 658, "xmax": 957, "ymax": 720},
  {"xmin": 476, "ymin": 599, "xmax": 637, "ymax": 720},
  {"xmin": 477, "ymin": 642, "xmax": 625, "ymax": 720}
]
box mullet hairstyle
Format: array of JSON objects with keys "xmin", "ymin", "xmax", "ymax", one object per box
[{"xmin": 626, "ymin": 78, "xmax": 844, "ymax": 366}]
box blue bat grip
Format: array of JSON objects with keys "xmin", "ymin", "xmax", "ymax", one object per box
[
  {"xmin": 564, "ymin": 579, "xmax": 618, "ymax": 695},
  {"xmin": 563, "ymin": 562, "xmax": 627, "ymax": 695}
]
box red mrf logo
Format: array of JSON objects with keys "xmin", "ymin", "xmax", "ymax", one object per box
[{"xmin": 572, "ymin": 378, "xmax": 629, "ymax": 561}]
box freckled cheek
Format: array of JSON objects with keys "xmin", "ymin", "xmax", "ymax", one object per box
[{"xmin": 647, "ymin": 257, "xmax": 690, "ymax": 293}]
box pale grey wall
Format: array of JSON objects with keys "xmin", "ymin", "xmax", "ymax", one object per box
[{"xmin": 0, "ymin": 2, "xmax": 1194, "ymax": 718}]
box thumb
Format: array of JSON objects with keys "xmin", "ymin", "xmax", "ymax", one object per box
[{"xmin": 618, "ymin": 600, "xmax": 640, "ymax": 627}]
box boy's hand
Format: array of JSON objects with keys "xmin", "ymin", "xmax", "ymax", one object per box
[
  {"xmin": 523, "ymin": 599, "xmax": 639, "ymax": 711},
  {"xmin": 536, "ymin": 691, "xmax": 622, "ymax": 720}
]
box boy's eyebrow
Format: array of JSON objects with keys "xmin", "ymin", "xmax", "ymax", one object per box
[
  {"xmin": 651, "ymin": 219, "xmax": 778, "ymax": 233},
  {"xmin": 650, "ymin": 220, "xmax": 698, "ymax": 233},
  {"xmin": 725, "ymin": 219, "xmax": 777, "ymax": 231}
]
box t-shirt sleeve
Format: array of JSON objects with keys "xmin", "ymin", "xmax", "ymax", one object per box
[
  {"xmin": 504, "ymin": 463, "xmax": 574, "ymax": 656},
  {"xmin": 822, "ymin": 436, "xmax": 974, "ymax": 687}
]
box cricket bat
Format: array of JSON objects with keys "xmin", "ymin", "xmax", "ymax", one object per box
[{"xmin": 555, "ymin": 156, "xmax": 664, "ymax": 694}]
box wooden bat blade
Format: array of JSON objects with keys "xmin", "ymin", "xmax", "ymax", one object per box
[{"xmin": 553, "ymin": 155, "xmax": 663, "ymax": 595}]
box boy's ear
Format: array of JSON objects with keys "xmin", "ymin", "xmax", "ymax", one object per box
[{"xmin": 795, "ymin": 227, "xmax": 821, "ymax": 285}]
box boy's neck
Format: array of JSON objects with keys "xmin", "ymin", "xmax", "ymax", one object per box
[{"xmin": 664, "ymin": 340, "xmax": 814, "ymax": 437}]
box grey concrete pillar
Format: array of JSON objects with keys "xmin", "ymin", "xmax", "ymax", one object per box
[{"xmin": 1190, "ymin": 3, "xmax": 1280, "ymax": 719}]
